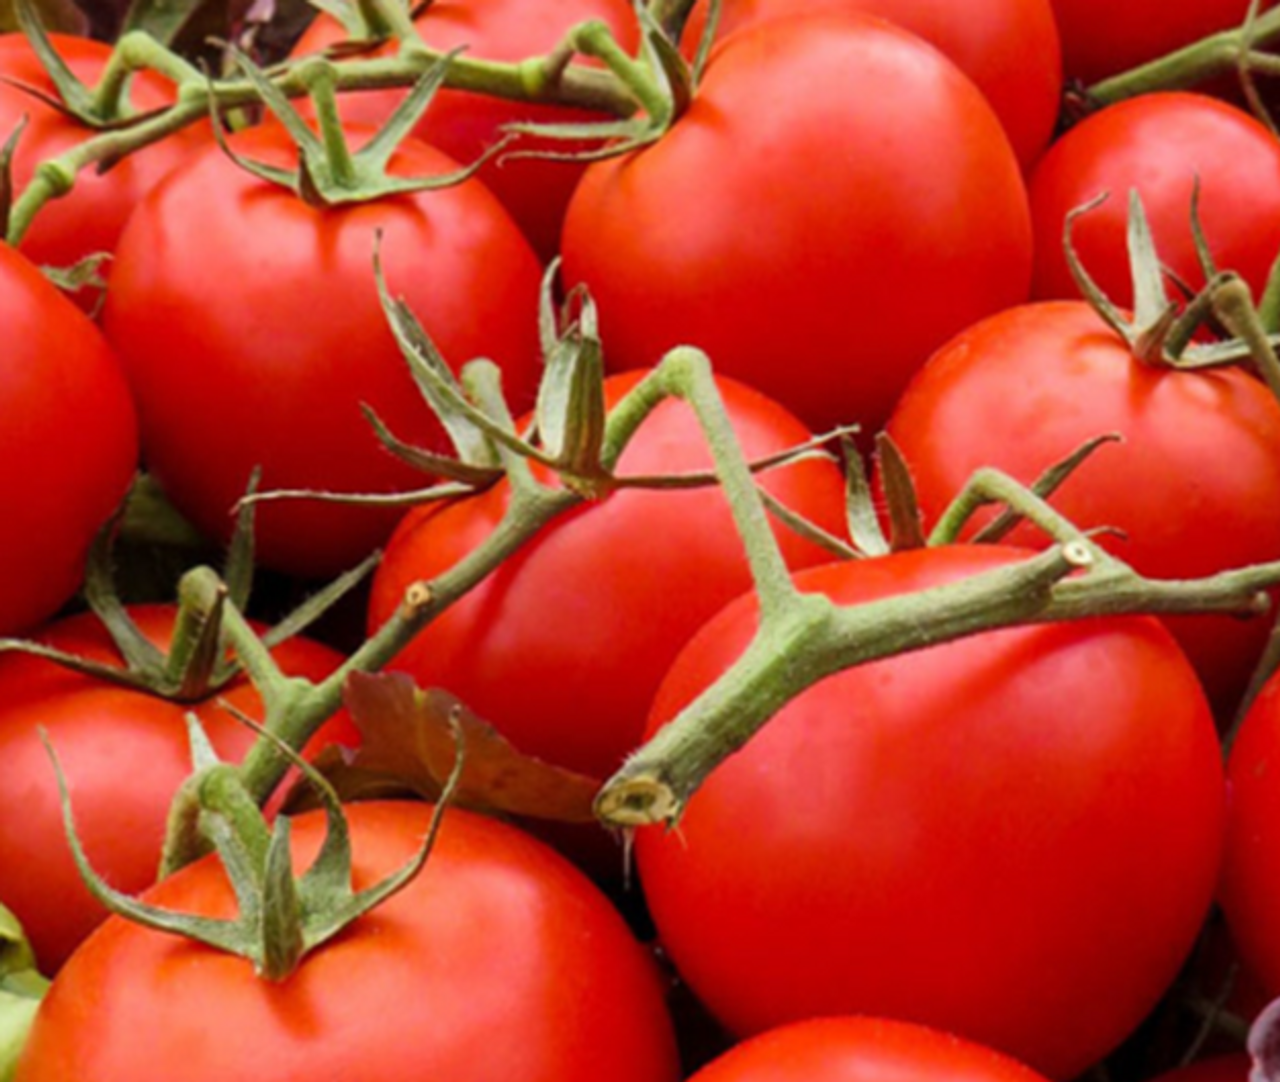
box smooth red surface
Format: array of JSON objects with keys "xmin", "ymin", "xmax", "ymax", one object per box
[
  {"xmin": 562, "ymin": 14, "xmax": 1032, "ymax": 437},
  {"xmin": 637, "ymin": 546, "xmax": 1225, "ymax": 1080},
  {"xmin": 883, "ymin": 299, "xmax": 1280, "ymax": 713},
  {"xmin": 101, "ymin": 123, "xmax": 543, "ymax": 577},
  {"xmin": 16, "ymin": 801, "xmax": 680, "ymax": 1082}
]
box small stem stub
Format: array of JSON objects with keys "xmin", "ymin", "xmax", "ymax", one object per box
[{"xmin": 593, "ymin": 775, "xmax": 679, "ymax": 828}]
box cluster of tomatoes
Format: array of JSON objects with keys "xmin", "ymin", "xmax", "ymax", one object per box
[{"xmin": 5, "ymin": 0, "xmax": 1280, "ymax": 1080}]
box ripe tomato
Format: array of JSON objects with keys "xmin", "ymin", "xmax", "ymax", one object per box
[
  {"xmin": 101, "ymin": 122, "xmax": 543, "ymax": 578},
  {"xmin": 561, "ymin": 13, "xmax": 1032, "ymax": 437},
  {"xmin": 1028, "ymin": 93, "xmax": 1280, "ymax": 308},
  {"xmin": 0, "ymin": 605, "xmax": 358, "ymax": 973},
  {"xmin": 0, "ymin": 33, "xmax": 206, "ymax": 279},
  {"xmin": 0, "ymin": 242, "xmax": 137, "ymax": 636},
  {"xmin": 1145, "ymin": 1056, "xmax": 1251, "ymax": 1082},
  {"xmin": 15, "ymin": 801, "xmax": 680, "ymax": 1082},
  {"xmin": 1051, "ymin": 0, "xmax": 1273, "ymax": 84},
  {"xmin": 636, "ymin": 545, "xmax": 1225, "ymax": 1080},
  {"xmin": 368, "ymin": 369, "xmax": 847, "ymax": 781},
  {"xmin": 1220, "ymin": 669, "xmax": 1280, "ymax": 997},
  {"xmin": 688, "ymin": 1017, "xmax": 1052, "ymax": 1082},
  {"xmin": 290, "ymin": 0, "xmax": 640, "ymax": 261},
  {"xmin": 881, "ymin": 299, "xmax": 1280, "ymax": 715},
  {"xmin": 681, "ymin": 0, "xmax": 1063, "ymax": 170}
]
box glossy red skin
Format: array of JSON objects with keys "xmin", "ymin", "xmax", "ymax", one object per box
[
  {"xmin": 368, "ymin": 370, "xmax": 848, "ymax": 780},
  {"xmin": 681, "ymin": 0, "xmax": 1063, "ymax": 171},
  {"xmin": 561, "ymin": 14, "xmax": 1032, "ymax": 437},
  {"xmin": 688, "ymin": 1017, "xmax": 1053, "ymax": 1082},
  {"xmin": 1029, "ymin": 93, "xmax": 1280, "ymax": 308},
  {"xmin": 1219, "ymin": 669, "xmax": 1280, "ymax": 998},
  {"xmin": 290, "ymin": 0, "xmax": 640, "ymax": 261},
  {"xmin": 15, "ymin": 800, "xmax": 680, "ymax": 1082},
  {"xmin": 636, "ymin": 546, "xmax": 1226, "ymax": 1080},
  {"xmin": 0, "ymin": 33, "xmax": 206, "ymax": 277},
  {"xmin": 101, "ymin": 123, "xmax": 542, "ymax": 578},
  {"xmin": 0, "ymin": 605, "xmax": 359, "ymax": 973},
  {"xmin": 882, "ymin": 300, "xmax": 1280, "ymax": 715},
  {"xmin": 0, "ymin": 243, "xmax": 137, "ymax": 635},
  {"xmin": 1146, "ymin": 1056, "xmax": 1251, "ymax": 1082},
  {"xmin": 1051, "ymin": 0, "xmax": 1273, "ymax": 83}
]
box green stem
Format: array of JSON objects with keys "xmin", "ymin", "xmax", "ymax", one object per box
[
  {"xmin": 299, "ymin": 60, "xmax": 359, "ymax": 188},
  {"xmin": 90, "ymin": 31, "xmax": 203, "ymax": 118},
  {"xmin": 572, "ymin": 19, "xmax": 671, "ymax": 123},
  {"xmin": 1088, "ymin": 7, "xmax": 1280, "ymax": 105}
]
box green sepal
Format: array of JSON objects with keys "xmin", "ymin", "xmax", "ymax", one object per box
[
  {"xmin": 689, "ymin": 0, "xmax": 721, "ymax": 85},
  {"xmin": 842, "ymin": 436, "xmax": 890, "ymax": 558},
  {"xmin": 360, "ymin": 405, "xmax": 503, "ymax": 487},
  {"xmin": 12, "ymin": 0, "xmax": 97, "ymax": 119},
  {"xmin": 535, "ymin": 266, "xmax": 608, "ymax": 477},
  {"xmin": 634, "ymin": 0, "xmax": 692, "ymax": 121},
  {"xmin": 874, "ymin": 433, "xmax": 925, "ymax": 551},
  {"xmin": 222, "ymin": 468, "xmax": 260, "ymax": 616},
  {"xmin": 967, "ymin": 434, "xmax": 1124, "ymax": 545},
  {"xmin": 0, "ymin": 117, "xmax": 25, "ymax": 241},
  {"xmin": 0, "ymin": 904, "xmax": 49, "ymax": 1082},
  {"xmin": 757, "ymin": 486, "xmax": 858, "ymax": 562}
]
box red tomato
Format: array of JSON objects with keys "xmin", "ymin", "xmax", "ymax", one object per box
[
  {"xmin": 14, "ymin": 800, "xmax": 680, "ymax": 1082},
  {"xmin": 367, "ymin": 369, "xmax": 847, "ymax": 780},
  {"xmin": 681, "ymin": 0, "xmax": 1063, "ymax": 170},
  {"xmin": 0, "ymin": 33, "xmax": 206, "ymax": 279},
  {"xmin": 100, "ymin": 122, "xmax": 543, "ymax": 578},
  {"xmin": 290, "ymin": 0, "xmax": 640, "ymax": 261},
  {"xmin": 1219, "ymin": 669, "xmax": 1280, "ymax": 997},
  {"xmin": 688, "ymin": 1017, "xmax": 1053, "ymax": 1082},
  {"xmin": 0, "ymin": 242, "xmax": 137, "ymax": 636},
  {"xmin": 561, "ymin": 13, "xmax": 1032, "ymax": 437},
  {"xmin": 1051, "ymin": 0, "xmax": 1273, "ymax": 84},
  {"xmin": 636, "ymin": 545, "xmax": 1225, "ymax": 1080},
  {"xmin": 881, "ymin": 299, "xmax": 1280, "ymax": 715},
  {"xmin": 1028, "ymin": 93, "xmax": 1280, "ymax": 308},
  {"xmin": 0, "ymin": 605, "xmax": 359, "ymax": 973}
]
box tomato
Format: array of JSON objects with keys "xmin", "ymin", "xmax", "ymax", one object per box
[
  {"xmin": 290, "ymin": 0, "xmax": 640, "ymax": 261},
  {"xmin": 688, "ymin": 1017, "xmax": 1052, "ymax": 1082},
  {"xmin": 1028, "ymin": 93, "xmax": 1280, "ymax": 308},
  {"xmin": 1219, "ymin": 668, "xmax": 1280, "ymax": 998},
  {"xmin": 15, "ymin": 800, "xmax": 680, "ymax": 1082},
  {"xmin": 367, "ymin": 369, "xmax": 847, "ymax": 782},
  {"xmin": 1051, "ymin": 0, "xmax": 1272, "ymax": 84},
  {"xmin": 0, "ymin": 33, "xmax": 205, "ymax": 281},
  {"xmin": 881, "ymin": 299, "xmax": 1280, "ymax": 715},
  {"xmin": 561, "ymin": 13, "xmax": 1032, "ymax": 437},
  {"xmin": 0, "ymin": 604, "xmax": 359, "ymax": 973},
  {"xmin": 0, "ymin": 242, "xmax": 137, "ymax": 636},
  {"xmin": 681, "ymin": 0, "xmax": 1063, "ymax": 171},
  {"xmin": 636, "ymin": 545, "xmax": 1225, "ymax": 1080},
  {"xmin": 100, "ymin": 122, "xmax": 543, "ymax": 579}
]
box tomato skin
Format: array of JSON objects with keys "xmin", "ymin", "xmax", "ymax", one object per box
[
  {"xmin": 1051, "ymin": 0, "xmax": 1273, "ymax": 83},
  {"xmin": 561, "ymin": 14, "xmax": 1031, "ymax": 437},
  {"xmin": 0, "ymin": 243, "xmax": 138, "ymax": 636},
  {"xmin": 681, "ymin": 0, "xmax": 1063, "ymax": 171},
  {"xmin": 1028, "ymin": 93, "xmax": 1280, "ymax": 308},
  {"xmin": 0, "ymin": 33, "xmax": 205, "ymax": 278},
  {"xmin": 367, "ymin": 370, "xmax": 848, "ymax": 780},
  {"xmin": 15, "ymin": 801, "xmax": 680, "ymax": 1082},
  {"xmin": 101, "ymin": 123, "xmax": 542, "ymax": 578},
  {"xmin": 688, "ymin": 1017, "xmax": 1053, "ymax": 1082},
  {"xmin": 882, "ymin": 300, "xmax": 1280, "ymax": 715},
  {"xmin": 0, "ymin": 605, "xmax": 359, "ymax": 973},
  {"xmin": 290, "ymin": 0, "xmax": 639, "ymax": 261},
  {"xmin": 1219, "ymin": 670, "xmax": 1280, "ymax": 998},
  {"xmin": 636, "ymin": 546, "xmax": 1225, "ymax": 1080}
]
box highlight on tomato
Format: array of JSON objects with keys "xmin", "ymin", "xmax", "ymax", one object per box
[
  {"xmin": 13, "ymin": 801, "xmax": 681, "ymax": 1082},
  {"xmin": 0, "ymin": 242, "xmax": 138, "ymax": 637},
  {"xmin": 635, "ymin": 545, "xmax": 1226, "ymax": 1080},
  {"xmin": 560, "ymin": 10, "xmax": 1033, "ymax": 438}
]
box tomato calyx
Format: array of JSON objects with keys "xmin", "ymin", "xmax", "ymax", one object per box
[
  {"xmin": 48, "ymin": 710, "xmax": 464, "ymax": 982},
  {"xmin": 0, "ymin": 905, "xmax": 47, "ymax": 1082},
  {"xmin": 1064, "ymin": 187, "xmax": 1280, "ymax": 375}
]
